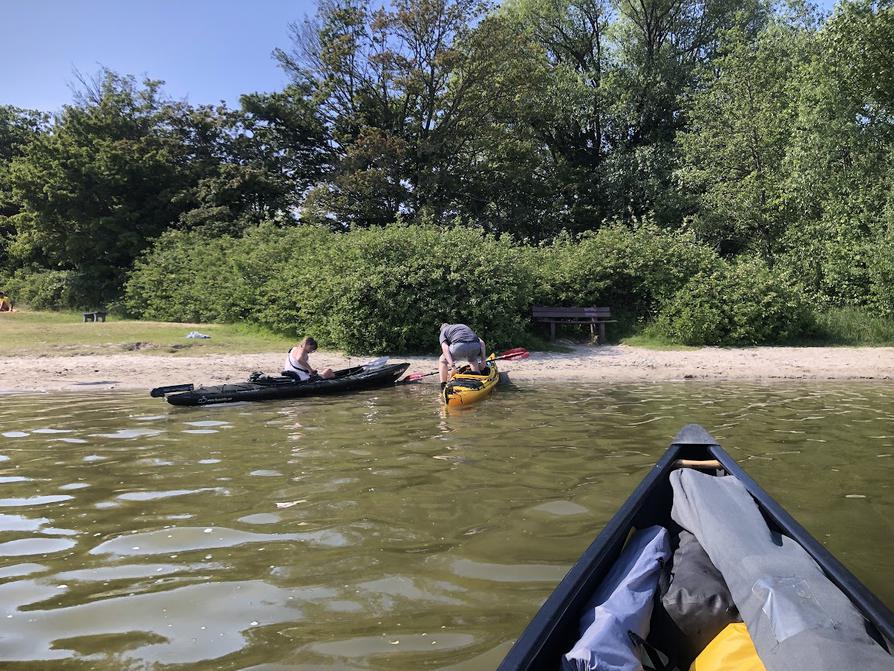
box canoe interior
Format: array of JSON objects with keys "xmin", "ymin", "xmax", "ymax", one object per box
[{"xmin": 497, "ymin": 423, "xmax": 894, "ymax": 670}]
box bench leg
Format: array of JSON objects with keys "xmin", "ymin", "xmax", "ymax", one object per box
[
  {"xmin": 550, "ymin": 322, "xmax": 556, "ymax": 341},
  {"xmin": 598, "ymin": 322, "xmax": 606, "ymax": 344}
]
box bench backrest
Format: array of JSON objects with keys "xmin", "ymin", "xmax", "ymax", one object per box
[{"xmin": 532, "ymin": 306, "xmax": 611, "ymax": 319}]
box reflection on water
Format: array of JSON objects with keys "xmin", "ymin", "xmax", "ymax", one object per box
[{"xmin": 0, "ymin": 382, "xmax": 891, "ymax": 669}]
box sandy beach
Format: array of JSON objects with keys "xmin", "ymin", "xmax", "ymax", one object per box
[{"xmin": 3, "ymin": 345, "xmax": 893, "ymax": 393}]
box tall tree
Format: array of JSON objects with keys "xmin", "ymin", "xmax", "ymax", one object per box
[
  {"xmin": 677, "ymin": 15, "xmax": 815, "ymax": 261},
  {"xmin": 781, "ymin": 0, "xmax": 894, "ymax": 306},
  {"xmin": 0, "ymin": 106, "xmax": 49, "ymax": 270},
  {"xmin": 6, "ymin": 72, "xmax": 191, "ymax": 303},
  {"xmin": 505, "ymin": 0, "xmax": 754, "ymax": 233},
  {"xmin": 176, "ymin": 84, "xmax": 332, "ymax": 233},
  {"xmin": 5, "ymin": 69, "xmax": 332, "ymax": 305},
  {"xmin": 507, "ymin": 0, "xmax": 615, "ymax": 232},
  {"xmin": 277, "ymin": 0, "xmax": 542, "ymax": 232}
]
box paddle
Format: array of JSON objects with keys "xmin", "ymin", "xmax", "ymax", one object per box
[
  {"xmin": 362, "ymin": 356, "xmax": 389, "ymax": 369},
  {"xmin": 401, "ymin": 348, "xmax": 530, "ymax": 383}
]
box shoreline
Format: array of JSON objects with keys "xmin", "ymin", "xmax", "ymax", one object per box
[{"xmin": 2, "ymin": 345, "xmax": 893, "ymax": 393}]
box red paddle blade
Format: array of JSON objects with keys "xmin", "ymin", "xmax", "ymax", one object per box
[
  {"xmin": 499, "ymin": 351, "xmax": 530, "ymax": 361},
  {"xmin": 404, "ymin": 372, "xmax": 426, "ymax": 382},
  {"xmin": 493, "ymin": 347, "xmax": 529, "ymax": 361}
]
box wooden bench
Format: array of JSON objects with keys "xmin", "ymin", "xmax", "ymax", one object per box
[
  {"xmin": 83, "ymin": 311, "xmax": 108, "ymax": 322},
  {"xmin": 533, "ymin": 306, "xmax": 615, "ymax": 343}
]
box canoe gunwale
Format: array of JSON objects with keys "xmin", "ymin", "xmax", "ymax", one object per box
[{"xmin": 497, "ymin": 423, "xmax": 894, "ymax": 670}]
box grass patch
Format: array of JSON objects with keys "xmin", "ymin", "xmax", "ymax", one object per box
[
  {"xmin": 619, "ymin": 320, "xmax": 697, "ymax": 350},
  {"xmin": 806, "ymin": 306, "xmax": 894, "ymax": 346},
  {"xmin": 0, "ymin": 310, "xmax": 294, "ymax": 356},
  {"xmin": 620, "ymin": 333, "xmax": 697, "ymax": 350}
]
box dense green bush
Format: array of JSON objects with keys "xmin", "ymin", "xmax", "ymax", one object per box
[
  {"xmin": 778, "ymin": 216, "xmax": 874, "ymax": 310},
  {"xmin": 0, "ymin": 267, "xmax": 124, "ymax": 310},
  {"xmin": 653, "ymin": 258, "xmax": 815, "ymax": 345},
  {"xmin": 812, "ymin": 306, "xmax": 894, "ymax": 345},
  {"xmin": 536, "ymin": 222, "xmax": 721, "ymax": 320},
  {"xmin": 124, "ymin": 231, "xmax": 248, "ymax": 322},
  {"xmin": 125, "ymin": 220, "xmax": 821, "ymax": 351},
  {"xmin": 126, "ymin": 223, "xmax": 535, "ymax": 353},
  {"xmin": 251, "ymin": 224, "xmax": 535, "ymax": 353},
  {"xmin": 0, "ymin": 268, "xmax": 77, "ymax": 309},
  {"xmin": 867, "ymin": 218, "xmax": 894, "ymax": 317}
]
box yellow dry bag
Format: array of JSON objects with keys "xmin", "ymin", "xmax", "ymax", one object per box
[{"xmin": 689, "ymin": 623, "xmax": 766, "ymax": 671}]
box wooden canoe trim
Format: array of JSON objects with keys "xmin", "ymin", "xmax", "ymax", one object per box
[{"xmin": 671, "ymin": 458, "xmax": 723, "ymax": 470}]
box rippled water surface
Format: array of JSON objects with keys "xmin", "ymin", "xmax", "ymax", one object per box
[{"xmin": 0, "ymin": 382, "xmax": 892, "ymax": 669}]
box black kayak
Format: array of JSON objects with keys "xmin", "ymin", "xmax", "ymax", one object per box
[
  {"xmin": 150, "ymin": 362, "xmax": 411, "ymax": 406},
  {"xmin": 498, "ymin": 424, "xmax": 894, "ymax": 670}
]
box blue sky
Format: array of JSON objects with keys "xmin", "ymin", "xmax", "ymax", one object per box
[
  {"xmin": 0, "ymin": 0, "xmax": 315, "ymax": 112},
  {"xmin": 2, "ymin": 0, "xmax": 840, "ymax": 114}
]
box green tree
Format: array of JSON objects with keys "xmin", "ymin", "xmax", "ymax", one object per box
[
  {"xmin": 4, "ymin": 70, "xmax": 331, "ymax": 305},
  {"xmin": 279, "ymin": 0, "xmax": 546, "ymax": 233},
  {"xmin": 678, "ymin": 14, "xmax": 816, "ymax": 261},
  {"xmin": 6, "ymin": 72, "xmax": 191, "ymax": 304},
  {"xmin": 180, "ymin": 84, "xmax": 332, "ymax": 233},
  {"xmin": 506, "ymin": 0, "xmax": 615, "ymax": 232},
  {"xmin": 164, "ymin": 85, "xmax": 331, "ymax": 235},
  {"xmin": 780, "ymin": 0, "xmax": 894, "ymax": 308},
  {"xmin": 0, "ymin": 106, "xmax": 49, "ymax": 271},
  {"xmin": 505, "ymin": 0, "xmax": 754, "ymax": 233}
]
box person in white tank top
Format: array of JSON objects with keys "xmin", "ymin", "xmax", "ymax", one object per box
[{"xmin": 283, "ymin": 337, "xmax": 335, "ymax": 381}]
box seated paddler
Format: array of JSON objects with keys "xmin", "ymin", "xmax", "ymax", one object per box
[{"xmin": 283, "ymin": 336, "xmax": 334, "ymax": 381}]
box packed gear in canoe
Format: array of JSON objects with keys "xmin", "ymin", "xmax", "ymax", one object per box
[{"xmin": 498, "ymin": 424, "xmax": 894, "ymax": 671}]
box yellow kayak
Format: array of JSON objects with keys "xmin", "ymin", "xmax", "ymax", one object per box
[{"xmin": 441, "ymin": 355, "xmax": 499, "ymax": 408}]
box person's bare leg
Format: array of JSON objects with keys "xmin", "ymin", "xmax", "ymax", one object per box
[{"xmin": 438, "ymin": 356, "xmax": 450, "ymax": 383}]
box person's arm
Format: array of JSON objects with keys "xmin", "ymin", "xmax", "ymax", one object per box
[
  {"xmin": 441, "ymin": 341, "xmax": 454, "ymax": 368},
  {"xmin": 479, "ymin": 338, "xmax": 486, "ymax": 361},
  {"xmin": 294, "ymin": 350, "xmax": 317, "ymax": 375}
]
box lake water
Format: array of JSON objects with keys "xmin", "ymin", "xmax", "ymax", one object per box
[{"xmin": 0, "ymin": 381, "xmax": 892, "ymax": 669}]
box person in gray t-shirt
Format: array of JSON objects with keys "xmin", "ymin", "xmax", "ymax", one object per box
[{"xmin": 438, "ymin": 323, "xmax": 487, "ymax": 386}]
